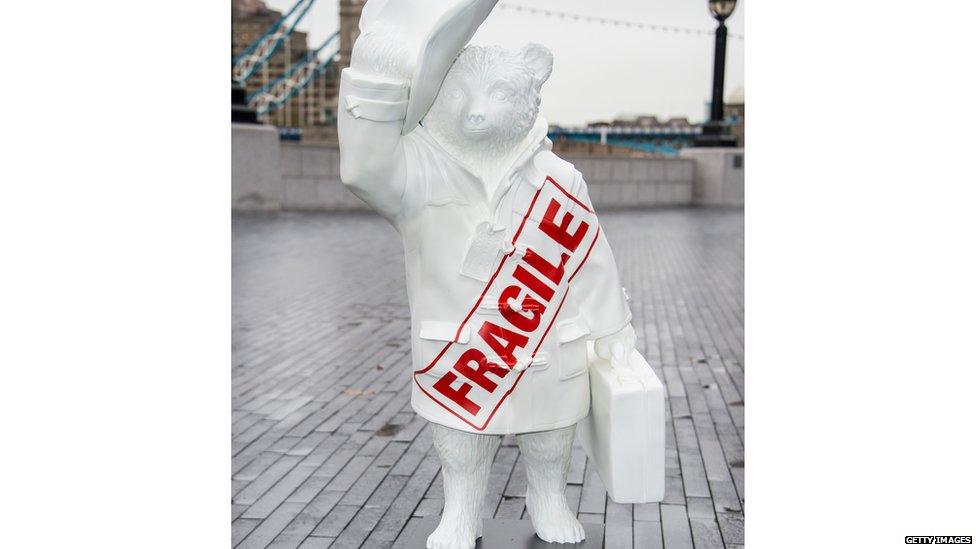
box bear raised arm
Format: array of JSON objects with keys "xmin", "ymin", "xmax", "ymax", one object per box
[
  {"xmin": 337, "ymin": 14, "xmax": 420, "ymax": 222},
  {"xmin": 339, "ymin": 0, "xmax": 503, "ymax": 222}
]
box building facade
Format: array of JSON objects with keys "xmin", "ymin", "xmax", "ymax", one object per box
[{"xmin": 338, "ymin": 0, "xmax": 365, "ymax": 73}]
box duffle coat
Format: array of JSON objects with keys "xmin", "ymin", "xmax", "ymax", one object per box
[{"xmin": 338, "ymin": 68, "xmax": 632, "ymax": 434}]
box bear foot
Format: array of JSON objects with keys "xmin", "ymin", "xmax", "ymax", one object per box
[
  {"xmin": 526, "ymin": 493, "xmax": 586, "ymax": 544},
  {"xmin": 426, "ymin": 514, "xmax": 481, "ymax": 549}
]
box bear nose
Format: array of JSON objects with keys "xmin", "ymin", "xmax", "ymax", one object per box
[{"xmin": 467, "ymin": 113, "xmax": 485, "ymax": 124}]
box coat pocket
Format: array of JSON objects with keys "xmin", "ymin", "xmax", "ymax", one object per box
[
  {"xmin": 417, "ymin": 320, "xmax": 471, "ymax": 379},
  {"xmin": 556, "ymin": 315, "xmax": 591, "ymax": 380}
]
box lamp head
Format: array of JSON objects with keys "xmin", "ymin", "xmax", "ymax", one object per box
[{"xmin": 708, "ymin": 0, "xmax": 737, "ymax": 21}]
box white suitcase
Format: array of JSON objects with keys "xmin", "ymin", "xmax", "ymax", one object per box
[{"xmin": 577, "ymin": 342, "xmax": 666, "ymax": 503}]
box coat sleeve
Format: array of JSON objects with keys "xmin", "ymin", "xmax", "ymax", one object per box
[
  {"xmin": 337, "ymin": 67, "xmax": 410, "ymax": 224},
  {"xmin": 570, "ymin": 174, "xmax": 633, "ymax": 340}
]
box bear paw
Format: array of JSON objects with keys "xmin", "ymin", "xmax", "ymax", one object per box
[
  {"xmin": 526, "ymin": 494, "xmax": 586, "ymax": 544},
  {"xmin": 425, "ymin": 515, "xmax": 480, "ymax": 549}
]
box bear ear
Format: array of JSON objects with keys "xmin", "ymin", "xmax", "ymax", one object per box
[{"xmin": 520, "ymin": 43, "xmax": 553, "ymax": 90}]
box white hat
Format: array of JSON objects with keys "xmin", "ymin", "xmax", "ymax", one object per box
[{"xmin": 360, "ymin": 0, "xmax": 500, "ymax": 134}]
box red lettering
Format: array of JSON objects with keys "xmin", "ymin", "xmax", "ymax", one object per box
[
  {"xmin": 523, "ymin": 248, "xmax": 569, "ymax": 286},
  {"xmin": 478, "ymin": 321, "xmax": 529, "ymax": 368},
  {"xmin": 453, "ymin": 348, "xmax": 508, "ymax": 392},
  {"xmin": 512, "ymin": 264, "xmax": 555, "ymax": 302},
  {"xmin": 433, "ymin": 371, "xmax": 480, "ymax": 415},
  {"xmin": 498, "ymin": 285, "xmax": 544, "ymax": 332},
  {"xmin": 540, "ymin": 198, "xmax": 589, "ymax": 252}
]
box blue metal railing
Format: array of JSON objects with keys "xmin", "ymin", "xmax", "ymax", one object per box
[
  {"xmin": 247, "ymin": 30, "xmax": 339, "ymax": 107},
  {"xmin": 549, "ymin": 133, "xmax": 696, "ymax": 156}
]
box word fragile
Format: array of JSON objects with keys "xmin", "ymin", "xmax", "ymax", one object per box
[{"xmin": 414, "ymin": 176, "xmax": 599, "ymax": 431}]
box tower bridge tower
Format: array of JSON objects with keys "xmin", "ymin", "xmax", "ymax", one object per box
[{"xmin": 338, "ymin": 0, "xmax": 365, "ymax": 72}]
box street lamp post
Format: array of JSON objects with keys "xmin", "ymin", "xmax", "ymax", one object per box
[{"xmin": 695, "ymin": 0, "xmax": 738, "ymax": 147}]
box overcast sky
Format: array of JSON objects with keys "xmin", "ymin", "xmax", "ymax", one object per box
[{"xmin": 266, "ymin": 0, "xmax": 744, "ymax": 125}]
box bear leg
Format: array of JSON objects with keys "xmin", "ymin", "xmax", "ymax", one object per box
[
  {"xmin": 517, "ymin": 423, "xmax": 585, "ymax": 543},
  {"xmin": 428, "ymin": 423, "xmax": 500, "ymax": 549}
]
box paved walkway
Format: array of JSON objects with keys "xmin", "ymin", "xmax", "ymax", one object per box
[{"xmin": 232, "ymin": 208, "xmax": 744, "ymax": 549}]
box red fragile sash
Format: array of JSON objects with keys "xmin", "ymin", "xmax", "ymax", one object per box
[{"xmin": 413, "ymin": 175, "xmax": 601, "ymax": 431}]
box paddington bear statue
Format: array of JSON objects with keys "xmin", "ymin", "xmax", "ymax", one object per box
[{"xmin": 337, "ymin": 1, "xmax": 636, "ymax": 547}]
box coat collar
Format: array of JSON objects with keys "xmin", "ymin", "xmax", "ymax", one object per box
[
  {"xmin": 507, "ymin": 117, "xmax": 551, "ymax": 185},
  {"xmin": 410, "ymin": 118, "xmax": 551, "ymax": 218}
]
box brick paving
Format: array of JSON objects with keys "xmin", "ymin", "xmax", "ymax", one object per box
[{"xmin": 232, "ymin": 207, "xmax": 744, "ymax": 549}]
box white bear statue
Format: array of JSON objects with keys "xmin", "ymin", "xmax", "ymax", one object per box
[{"xmin": 338, "ymin": 2, "xmax": 636, "ymax": 547}]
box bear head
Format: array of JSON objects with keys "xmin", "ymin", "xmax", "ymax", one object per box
[{"xmin": 422, "ymin": 43, "xmax": 554, "ymax": 182}]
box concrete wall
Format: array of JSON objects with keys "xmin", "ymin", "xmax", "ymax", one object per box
[
  {"xmin": 232, "ymin": 124, "xmax": 282, "ymax": 211},
  {"xmin": 279, "ymin": 142, "xmax": 369, "ymax": 211},
  {"xmin": 273, "ymin": 144, "xmax": 696, "ymax": 211},
  {"xmin": 232, "ymin": 124, "xmax": 715, "ymax": 212},
  {"xmin": 563, "ymin": 156, "xmax": 694, "ymax": 208},
  {"xmin": 680, "ymin": 148, "xmax": 745, "ymax": 206}
]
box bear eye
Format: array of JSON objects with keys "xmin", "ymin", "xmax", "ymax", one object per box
[
  {"xmin": 448, "ymin": 87, "xmax": 464, "ymax": 100},
  {"xmin": 491, "ymin": 89, "xmax": 509, "ymax": 102}
]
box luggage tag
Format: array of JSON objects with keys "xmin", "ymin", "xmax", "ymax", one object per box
[{"xmin": 459, "ymin": 221, "xmax": 508, "ymax": 282}]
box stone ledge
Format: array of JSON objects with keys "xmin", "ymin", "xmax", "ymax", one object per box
[{"xmin": 233, "ymin": 135, "xmax": 701, "ymax": 211}]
